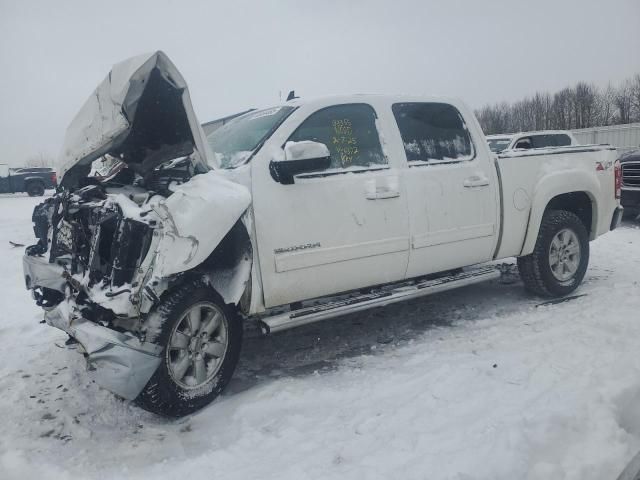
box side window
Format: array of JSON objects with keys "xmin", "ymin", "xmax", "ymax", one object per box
[
  {"xmin": 288, "ymin": 104, "xmax": 386, "ymax": 169},
  {"xmin": 530, "ymin": 134, "xmax": 572, "ymax": 149},
  {"xmin": 530, "ymin": 135, "xmax": 552, "ymax": 148},
  {"xmin": 514, "ymin": 137, "xmax": 532, "ymax": 149},
  {"xmin": 392, "ymin": 102, "xmax": 474, "ymax": 163}
]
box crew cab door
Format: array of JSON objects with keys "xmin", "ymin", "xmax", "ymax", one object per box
[
  {"xmin": 391, "ymin": 102, "xmax": 499, "ymax": 277},
  {"xmin": 252, "ymin": 103, "xmax": 410, "ymax": 308}
]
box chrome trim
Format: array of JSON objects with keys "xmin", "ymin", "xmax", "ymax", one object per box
[
  {"xmin": 622, "ymin": 161, "xmax": 640, "ymax": 188},
  {"xmin": 260, "ymin": 266, "xmax": 500, "ymax": 334}
]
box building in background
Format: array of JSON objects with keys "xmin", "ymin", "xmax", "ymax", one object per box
[{"xmin": 571, "ymin": 123, "xmax": 640, "ymax": 156}]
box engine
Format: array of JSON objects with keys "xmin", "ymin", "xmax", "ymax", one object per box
[{"xmin": 26, "ymin": 175, "xmax": 162, "ymax": 322}]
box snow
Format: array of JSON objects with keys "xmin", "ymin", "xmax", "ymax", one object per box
[
  {"xmin": 284, "ymin": 140, "xmax": 330, "ymax": 161},
  {"xmin": 1, "ymin": 192, "xmax": 640, "ymax": 479}
]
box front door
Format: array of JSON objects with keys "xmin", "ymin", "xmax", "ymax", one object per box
[
  {"xmin": 391, "ymin": 102, "xmax": 499, "ymax": 277},
  {"xmin": 252, "ymin": 103, "xmax": 410, "ymax": 308}
]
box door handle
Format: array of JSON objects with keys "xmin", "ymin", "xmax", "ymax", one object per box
[
  {"xmin": 365, "ymin": 176, "xmax": 400, "ymax": 200},
  {"xmin": 463, "ymin": 175, "xmax": 490, "ymax": 188},
  {"xmin": 366, "ymin": 189, "xmax": 400, "ymax": 200}
]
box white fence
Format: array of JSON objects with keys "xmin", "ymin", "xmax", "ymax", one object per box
[{"xmin": 572, "ymin": 123, "xmax": 640, "ymax": 156}]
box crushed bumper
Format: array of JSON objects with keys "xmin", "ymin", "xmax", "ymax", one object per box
[
  {"xmin": 45, "ymin": 304, "xmax": 162, "ymax": 400},
  {"xmin": 23, "ymin": 254, "xmax": 66, "ymax": 292},
  {"xmin": 24, "ymin": 254, "xmax": 162, "ymax": 401}
]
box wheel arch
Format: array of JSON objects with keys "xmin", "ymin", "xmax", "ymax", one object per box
[
  {"xmin": 24, "ymin": 177, "xmax": 45, "ymax": 189},
  {"xmin": 520, "ymin": 170, "xmax": 600, "ymax": 256},
  {"xmin": 188, "ymin": 218, "xmax": 253, "ymax": 312}
]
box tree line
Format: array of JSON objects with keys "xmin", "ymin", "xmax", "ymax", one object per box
[{"xmin": 475, "ymin": 74, "xmax": 640, "ymax": 135}]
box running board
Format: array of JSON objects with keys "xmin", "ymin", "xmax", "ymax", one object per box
[{"xmin": 259, "ymin": 265, "xmax": 500, "ymax": 334}]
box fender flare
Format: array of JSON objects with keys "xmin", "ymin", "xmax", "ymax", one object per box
[
  {"xmin": 520, "ymin": 169, "xmax": 600, "ymax": 256},
  {"xmin": 23, "ymin": 176, "xmax": 45, "ymax": 186}
]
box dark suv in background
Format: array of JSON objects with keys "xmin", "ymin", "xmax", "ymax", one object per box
[
  {"xmin": 620, "ymin": 150, "xmax": 640, "ymax": 218},
  {"xmin": 0, "ymin": 165, "xmax": 57, "ymax": 196}
]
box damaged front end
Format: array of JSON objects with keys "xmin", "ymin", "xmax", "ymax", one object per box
[{"xmin": 23, "ymin": 51, "xmax": 251, "ymax": 401}]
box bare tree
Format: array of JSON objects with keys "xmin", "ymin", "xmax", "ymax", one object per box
[
  {"xmin": 614, "ymin": 80, "xmax": 633, "ymax": 124},
  {"xmin": 574, "ymin": 82, "xmax": 598, "ymax": 128},
  {"xmin": 475, "ymin": 73, "xmax": 640, "ymax": 135},
  {"xmin": 631, "ymin": 74, "xmax": 640, "ymax": 122},
  {"xmin": 596, "ymin": 83, "xmax": 617, "ymax": 126}
]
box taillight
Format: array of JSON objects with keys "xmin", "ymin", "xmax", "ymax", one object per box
[
  {"xmin": 51, "ymin": 172, "xmax": 57, "ymax": 185},
  {"xmin": 614, "ymin": 160, "xmax": 621, "ymax": 199}
]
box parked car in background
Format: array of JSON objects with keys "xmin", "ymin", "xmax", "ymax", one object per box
[
  {"xmin": 487, "ymin": 130, "xmax": 579, "ymax": 154},
  {"xmin": 22, "ymin": 51, "xmax": 623, "ymax": 417},
  {"xmin": 0, "ymin": 164, "xmax": 57, "ymax": 196},
  {"xmin": 619, "ymin": 149, "xmax": 640, "ymax": 217}
]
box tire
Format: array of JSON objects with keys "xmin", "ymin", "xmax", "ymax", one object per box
[
  {"xmin": 517, "ymin": 210, "xmax": 589, "ymax": 298},
  {"xmin": 136, "ymin": 281, "xmax": 242, "ymax": 417},
  {"xmin": 26, "ymin": 182, "xmax": 45, "ymax": 196}
]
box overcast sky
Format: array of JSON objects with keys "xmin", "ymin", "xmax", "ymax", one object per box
[{"xmin": 1, "ymin": 0, "xmax": 639, "ymax": 166}]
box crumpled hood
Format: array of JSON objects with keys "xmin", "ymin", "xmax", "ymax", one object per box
[{"xmin": 58, "ymin": 51, "xmax": 212, "ymax": 187}]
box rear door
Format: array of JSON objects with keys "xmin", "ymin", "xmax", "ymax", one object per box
[
  {"xmin": 392, "ymin": 102, "xmax": 500, "ymax": 277},
  {"xmin": 252, "ymin": 102, "xmax": 410, "ymax": 307}
]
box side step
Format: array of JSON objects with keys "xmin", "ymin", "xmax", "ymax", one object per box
[{"xmin": 259, "ymin": 265, "xmax": 500, "ymax": 334}]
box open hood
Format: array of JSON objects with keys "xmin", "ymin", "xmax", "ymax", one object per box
[{"xmin": 58, "ymin": 51, "xmax": 212, "ymax": 187}]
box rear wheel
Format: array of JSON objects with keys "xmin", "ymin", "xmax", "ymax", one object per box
[
  {"xmin": 26, "ymin": 182, "xmax": 45, "ymax": 196},
  {"xmin": 517, "ymin": 210, "xmax": 589, "ymax": 297},
  {"xmin": 136, "ymin": 282, "xmax": 242, "ymax": 417}
]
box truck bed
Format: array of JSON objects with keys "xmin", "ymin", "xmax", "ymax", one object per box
[{"xmin": 494, "ymin": 144, "xmax": 619, "ymax": 259}]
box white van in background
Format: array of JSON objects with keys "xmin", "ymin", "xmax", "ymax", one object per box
[{"xmin": 487, "ymin": 130, "xmax": 579, "ymax": 154}]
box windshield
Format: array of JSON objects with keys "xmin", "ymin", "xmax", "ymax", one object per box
[
  {"xmin": 206, "ymin": 106, "xmax": 294, "ymax": 168},
  {"xmin": 487, "ymin": 137, "xmax": 512, "ymax": 153}
]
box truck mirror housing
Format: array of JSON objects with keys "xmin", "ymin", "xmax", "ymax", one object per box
[{"xmin": 269, "ymin": 141, "xmax": 332, "ymax": 184}]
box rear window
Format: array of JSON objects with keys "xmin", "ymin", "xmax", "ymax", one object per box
[
  {"xmin": 530, "ymin": 134, "xmax": 572, "ymax": 148},
  {"xmin": 392, "ymin": 103, "xmax": 474, "ymax": 163}
]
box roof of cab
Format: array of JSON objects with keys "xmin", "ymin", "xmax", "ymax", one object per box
[
  {"xmin": 278, "ymin": 93, "xmax": 465, "ymax": 110},
  {"xmin": 486, "ymin": 130, "xmax": 575, "ymax": 139}
]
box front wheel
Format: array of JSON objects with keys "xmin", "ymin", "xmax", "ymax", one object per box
[
  {"xmin": 517, "ymin": 210, "xmax": 589, "ymax": 297},
  {"xmin": 27, "ymin": 182, "xmax": 45, "ymax": 196},
  {"xmin": 136, "ymin": 282, "xmax": 242, "ymax": 417}
]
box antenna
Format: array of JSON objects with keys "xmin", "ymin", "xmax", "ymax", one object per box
[{"xmin": 286, "ymin": 90, "xmax": 299, "ymax": 101}]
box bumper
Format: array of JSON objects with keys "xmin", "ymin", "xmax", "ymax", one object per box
[
  {"xmin": 621, "ymin": 188, "xmax": 640, "ymax": 215},
  {"xmin": 611, "ymin": 206, "xmax": 624, "ymax": 230},
  {"xmin": 24, "ymin": 255, "xmax": 162, "ymax": 401},
  {"xmin": 23, "ymin": 254, "xmax": 66, "ymax": 292}
]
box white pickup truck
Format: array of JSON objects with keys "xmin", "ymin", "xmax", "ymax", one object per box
[{"xmin": 23, "ymin": 52, "xmax": 623, "ymax": 416}]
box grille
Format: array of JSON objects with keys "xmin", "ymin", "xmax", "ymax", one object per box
[{"xmin": 622, "ymin": 162, "xmax": 640, "ymax": 188}]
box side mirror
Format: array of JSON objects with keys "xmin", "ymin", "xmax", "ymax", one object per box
[{"xmin": 270, "ymin": 141, "xmax": 332, "ymax": 184}]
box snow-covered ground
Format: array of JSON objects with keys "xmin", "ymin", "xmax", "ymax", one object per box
[{"xmin": 1, "ymin": 193, "xmax": 639, "ymax": 480}]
